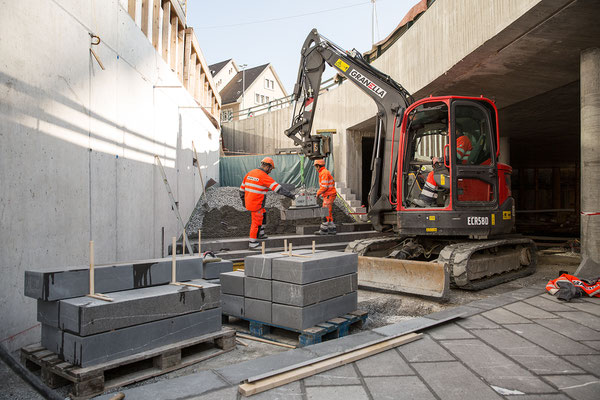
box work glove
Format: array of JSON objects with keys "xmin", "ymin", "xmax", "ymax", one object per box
[
  {"xmin": 239, "ymin": 191, "xmax": 245, "ymax": 208},
  {"xmin": 279, "ymin": 187, "xmax": 295, "ymax": 200}
]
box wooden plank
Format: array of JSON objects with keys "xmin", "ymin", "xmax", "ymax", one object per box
[
  {"xmin": 194, "ymin": 62, "xmax": 202, "ymax": 102},
  {"xmin": 236, "ymin": 333, "xmax": 296, "ymax": 349},
  {"xmin": 21, "ymin": 344, "xmax": 45, "ymax": 354},
  {"xmin": 239, "ymin": 333, "xmax": 421, "ymax": 396},
  {"xmin": 161, "ymin": 2, "xmax": 170, "ymax": 62},
  {"xmin": 152, "ymin": 0, "xmax": 161, "ymax": 49},
  {"xmin": 128, "ymin": 0, "xmax": 136, "ymax": 20},
  {"xmin": 167, "ymin": 0, "xmax": 186, "ymax": 26},
  {"xmin": 197, "ymin": 72, "xmax": 205, "ymax": 104},
  {"xmin": 141, "ymin": 0, "xmax": 150, "ymax": 37},
  {"xmin": 169, "ymin": 14, "xmax": 178, "ymax": 71},
  {"xmin": 183, "ymin": 28, "xmax": 194, "ymax": 89},
  {"xmin": 188, "ymin": 32, "xmax": 221, "ymax": 106}
]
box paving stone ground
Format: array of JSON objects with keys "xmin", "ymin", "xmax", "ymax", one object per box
[{"xmin": 91, "ymin": 291, "xmax": 600, "ymax": 399}]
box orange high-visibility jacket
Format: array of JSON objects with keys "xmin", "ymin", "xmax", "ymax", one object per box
[
  {"xmin": 239, "ymin": 168, "xmax": 282, "ymax": 211},
  {"xmin": 317, "ymin": 168, "xmax": 336, "ymax": 197},
  {"xmin": 456, "ymin": 136, "xmax": 473, "ymax": 164}
]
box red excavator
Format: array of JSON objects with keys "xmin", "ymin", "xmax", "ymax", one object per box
[{"xmin": 285, "ymin": 29, "xmax": 536, "ymax": 292}]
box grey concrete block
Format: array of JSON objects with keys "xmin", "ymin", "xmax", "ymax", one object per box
[
  {"xmin": 456, "ymin": 314, "xmax": 500, "ymax": 330},
  {"xmin": 95, "ymin": 370, "xmax": 227, "ymax": 400},
  {"xmin": 244, "ymin": 298, "xmax": 271, "ymax": 324},
  {"xmin": 481, "ymin": 307, "xmax": 531, "ymax": 324},
  {"xmin": 57, "ymin": 308, "xmax": 222, "ymax": 367},
  {"xmin": 555, "ymin": 311, "xmax": 600, "ymax": 331},
  {"xmin": 428, "ymin": 323, "xmax": 474, "ymax": 340},
  {"xmin": 441, "ymin": 339, "xmax": 555, "ymax": 394},
  {"xmin": 563, "ymin": 355, "xmax": 600, "ymax": 375},
  {"xmin": 505, "ymin": 323, "xmax": 597, "ymax": 355},
  {"xmin": 37, "ymin": 300, "xmax": 59, "ymax": 327},
  {"xmin": 203, "ymin": 260, "xmax": 233, "ymax": 279},
  {"xmin": 271, "ymin": 251, "xmax": 358, "ymax": 284},
  {"xmin": 244, "ymin": 250, "xmax": 316, "ymax": 280},
  {"xmin": 471, "ymin": 328, "xmax": 583, "ymax": 375},
  {"xmin": 220, "ymin": 271, "xmax": 245, "ymax": 296},
  {"xmin": 24, "ymin": 256, "xmax": 205, "ymax": 301},
  {"xmin": 272, "ymin": 274, "xmax": 357, "ymax": 306},
  {"xmin": 535, "ymin": 318, "xmax": 600, "ymax": 341},
  {"xmin": 222, "ymin": 294, "xmax": 244, "ymax": 318},
  {"xmin": 244, "ymin": 277, "xmax": 272, "ymax": 301},
  {"xmin": 280, "ymin": 207, "xmax": 328, "ymax": 220},
  {"xmin": 524, "ymin": 296, "xmax": 575, "ymax": 312},
  {"xmin": 364, "ymin": 377, "xmax": 435, "ymax": 400},
  {"xmin": 412, "ymin": 361, "xmax": 501, "ymax": 400},
  {"xmin": 41, "ymin": 324, "xmax": 63, "ymax": 356},
  {"xmin": 57, "ymin": 280, "xmax": 220, "ymax": 336},
  {"xmin": 272, "ymin": 292, "xmax": 357, "ymax": 330}
]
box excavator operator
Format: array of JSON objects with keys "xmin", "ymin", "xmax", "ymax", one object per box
[
  {"xmin": 239, "ymin": 157, "xmax": 295, "ymax": 249},
  {"xmin": 314, "ymin": 159, "xmax": 337, "ymax": 235}
]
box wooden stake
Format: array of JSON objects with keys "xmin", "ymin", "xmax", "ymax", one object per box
[
  {"xmin": 182, "ymin": 229, "xmax": 186, "ymax": 256},
  {"xmin": 284, "ymin": 239, "xmax": 288, "ymax": 252},
  {"xmin": 89, "ymin": 241, "xmax": 95, "ymax": 295},
  {"xmin": 198, "ymin": 230, "xmax": 202, "ymax": 255},
  {"xmin": 289, "ymin": 243, "xmax": 292, "ymax": 256},
  {"xmin": 171, "ymin": 237, "xmax": 177, "ymax": 284},
  {"xmin": 312, "ymin": 240, "xmax": 316, "ymax": 254},
  {"xmin": 261, "ymin": 241, "xmax": 265, "ymax": 255}
]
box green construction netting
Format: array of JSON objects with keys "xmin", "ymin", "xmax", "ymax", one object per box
[{"xmin": 219, "ymin": 154, "xmax": 334, "ymax": 189}]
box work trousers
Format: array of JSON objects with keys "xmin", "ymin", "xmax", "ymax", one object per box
[
  {"xmin": 322, "ymin": 194, "xmax": 335, "ymax": 222},
  {"xmin": 249, "ymin": 208, "xmax": 266, "ymax": 239}
]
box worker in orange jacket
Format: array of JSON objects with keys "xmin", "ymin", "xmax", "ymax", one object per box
[
  {"xmin": 239, "ymin": 157, "xmax": 295, "ymax": 249},
  {"xmin": 314, "ymin": 159, "xmax": 337, "ymax": 235}
]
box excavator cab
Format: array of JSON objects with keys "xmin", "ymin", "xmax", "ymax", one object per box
[{"xmin": 397, "ymin": 96, "xmax": 514, "ymax": 238}]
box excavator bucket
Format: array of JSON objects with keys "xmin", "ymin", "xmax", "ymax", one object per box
[{"xmin": 358, "ymin": 256, "xmax": 450, "ymax": 299}]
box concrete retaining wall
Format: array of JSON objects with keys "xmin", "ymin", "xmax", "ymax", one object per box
[{"xmin": 0, "ymin": 0, "xmax": 220, "ymax": 350}]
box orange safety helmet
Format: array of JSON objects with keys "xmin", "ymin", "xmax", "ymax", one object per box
[
  {"xmin": 261, "ymin": 157, "xmax": 275, "ymax": 168},
  {"xmin": 314, "ymin": 159, "xmax": 326, "ymax": 167}
]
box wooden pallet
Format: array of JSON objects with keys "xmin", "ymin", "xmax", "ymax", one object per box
[
  {"xmin": 21, "ymin": 328, "xmax": 236, "ymax": 399},
  {"xmin": 224, "ymin": 310, "xmax": 368, "ymax": 347}
]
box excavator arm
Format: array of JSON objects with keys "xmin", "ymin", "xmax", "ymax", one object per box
[{"xmin": 285, "ymin": 29, "xmax": 414, "ymax": 231}]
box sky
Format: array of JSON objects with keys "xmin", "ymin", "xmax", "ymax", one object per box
[{"xmin": 187, "ymin": 0, "xmax": 422, "ymax": 95}]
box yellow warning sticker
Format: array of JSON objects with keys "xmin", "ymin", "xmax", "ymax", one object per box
[
  {"xmin": 491, "ymin": 214, "xmax": 495, "ymax": 225},
  {"xmin": 440, "ymin": 175, "xmax": 445, "ymax": 186},
  {"xmin": 335, "ymin": 59, "xmax": 350, "ymax": 72},
  {"xmin": 428, "ymin": 216, "xmax": 436, "ymax": 221},
  {"xmin": 426, "ymin": 228, "xmax": 438, "ymax": 232},
  {"xmin": 503, "ymin": 211, "xmax": 512, "ymax": 220}
]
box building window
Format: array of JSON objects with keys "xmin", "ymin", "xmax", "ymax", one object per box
[
  {"xmin": 266, "ymin": 96, "xmax": 269, "ymax": 103},
  {"xmin": 261, "ymin": 95, "xmax": 265, "ymax": 103},
  {"xmin": 255, "ymin": 94, "xmax": 260, "ymax": 103},
  {"xmin": 265, "ymin": 79, "xmax": 275, "ymax": 89}
]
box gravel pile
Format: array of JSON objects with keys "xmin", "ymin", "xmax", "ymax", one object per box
[{"xmin": 185, "ymin": 186, "xmax": 355, "ymax": 239}]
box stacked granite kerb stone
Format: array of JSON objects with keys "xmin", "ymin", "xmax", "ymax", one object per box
[
  {"xmin": 24, "ymin": 255, "xmax": 233, "ymax": 367},
  {"xmin": 220, "ymin": 251, "xmax": 358, "ymax": 331}
]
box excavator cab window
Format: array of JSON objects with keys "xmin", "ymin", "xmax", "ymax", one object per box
[
  {"xmin": 451, "ymin": 101, "xmax": 497, "ymax": 207},
  {"xmin": 402, "ymin": 101, "xmax": 451, "ymax": 208}
]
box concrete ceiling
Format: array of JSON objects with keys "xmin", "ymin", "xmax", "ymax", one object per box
[{"xmin": 412, "ymin": 0, "xmax": 599, "ymax": 167}]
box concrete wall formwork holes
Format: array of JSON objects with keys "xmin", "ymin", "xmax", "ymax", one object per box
[{"xmin": 0, "ymin": 0, "xmax": 220, "ymax": 350}]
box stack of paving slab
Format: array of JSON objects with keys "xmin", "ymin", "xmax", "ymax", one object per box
[
  {"xmin": 220, "ymin": 250, "xmax": 358, "ymax": 331},
  {"xmin": 24, "ymin": 255, "xmax": 233, "ymax": 367}
]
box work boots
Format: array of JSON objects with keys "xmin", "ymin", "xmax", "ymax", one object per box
[
  {"xmin": 314, "ymin": 221, "xmax": 329, "ymax": 235},
  {"xmin": 257, "ymin": 226, "xmax": 268, "ymax": 240},
  {"xmin": 327, "ymin": 222, "xmax": 337, "ymax": 235},
  {"xmin": 248, "ymin": 240, "xmax": 260, "ymax": 250}
]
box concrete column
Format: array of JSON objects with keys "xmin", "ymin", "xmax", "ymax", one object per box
[
  {"xmin": 498, "ymin": 137, "xmax": 510, "ymax": 165},
  {"xmin": 576, "ymin": 48, "xmax": 600, "ymax": 278}
]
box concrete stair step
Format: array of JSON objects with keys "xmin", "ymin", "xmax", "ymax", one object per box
[
  {"xmin": 215, "ymin": 241, "xmax": 352, "ymax": 262},
  {"xmin": 295, "ymin": 222, "xmax": 373, "ymax": 235},
  {"xmin": 337, "ymin": 187, "xmax": 352, "ymax": 195},
  {"xmin": 347, "ymin": 200, "xmax": 362, "ymax": 208},
  {"xmin": 195, "ymin": 231, "xmax": 381, "ymax": 253},
  {"xmin": 341, "ymin": 193, "xmax": 357, "ymax": 202}
]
